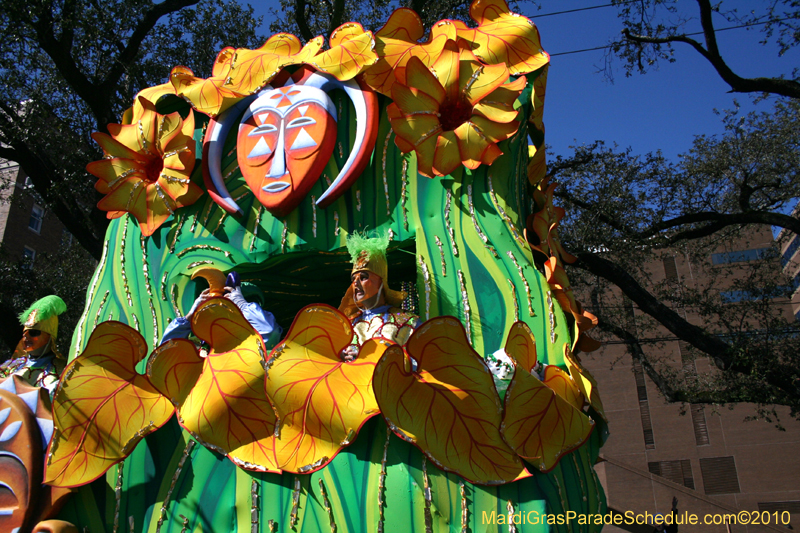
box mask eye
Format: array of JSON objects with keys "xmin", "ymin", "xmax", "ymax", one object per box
[
  {"xmin": 286, "ymin": 116, "xmax": 316, "ymax": 129},
  {"xmin": 26, "ymin": 329, "xmax": 42, "ymax": 337},
  {"xmin": 249, "ymin": 123, "xmax": 278, "ymax": 136}
]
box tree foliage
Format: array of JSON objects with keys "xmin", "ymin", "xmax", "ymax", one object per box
[
  {"xmin": 0, "ymin": 0, "xmax": 264, "ymax": 259},
  {"xmin": 0, "ymin": 244, "xmax": 97, "ymax": 358},
  {"xmin": 552, "ymin": 101, "xmax": 800, "ymax": 419}
]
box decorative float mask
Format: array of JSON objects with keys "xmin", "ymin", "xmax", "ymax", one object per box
[{"xmin": 205, "ymin": 68, "xmax": 378, "ymax": 217}]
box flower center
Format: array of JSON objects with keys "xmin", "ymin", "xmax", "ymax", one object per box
[
  {"xmin": 144, "ymin": 157, "xmax": 164, "ymax": 183},
  {"xmin": 439, "ymin": 97, "xmax": 473, "ymax": 132}
]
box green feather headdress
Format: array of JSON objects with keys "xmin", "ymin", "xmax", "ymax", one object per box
[{"xmin": 19, "ymin": 295, "xmax": 67, "ymax": 327}]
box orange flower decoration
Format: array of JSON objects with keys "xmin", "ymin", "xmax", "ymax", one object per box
[
  {"xmin": 86, "ymin": 97, "xmax": 202, "ymax": 237},
  {"xmin": 387, "ymin": 40, "xmax": 526, "ymax": 177}
]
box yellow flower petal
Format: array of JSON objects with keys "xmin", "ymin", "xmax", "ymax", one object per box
[{"xmin": 432, "ymin": 131, "xmax": 461, "ymax": 176}]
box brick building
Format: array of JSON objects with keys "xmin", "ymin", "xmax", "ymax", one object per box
[
  {"xmin": 583, "ymin": 225, "xmax": 800, "ymax": 533},
  {"xmin": 0, "ymin": 159, "xmax": 69, "ymax": 262}
]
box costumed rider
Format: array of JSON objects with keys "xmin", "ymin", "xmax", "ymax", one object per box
[
  {"xmin": 0, "ymin": 295, "xmax": 68, "ymax": 393},
  {"xmin": 339, "ymin": 233, "xmax": 419, "ymax": 362},
  {"xmin": 160, "ymin": 272, "xmax": 282, "ymax": 349}
]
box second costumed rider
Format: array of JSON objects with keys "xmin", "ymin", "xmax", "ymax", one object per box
[
  {"xmin": 160, "ymin": 275, "xmax": 282, "ymax": 350},
  {"xmin": 339, "ymin": 233, "xmax": 419, "ymax": 362}
]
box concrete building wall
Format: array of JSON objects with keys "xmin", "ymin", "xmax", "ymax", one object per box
[{"xmin": 583, "ymin": 226, "xmax": 800, "ymax": 533}]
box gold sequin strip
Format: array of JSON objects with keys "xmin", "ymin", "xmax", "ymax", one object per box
[
  {"xmin": 149, "ymin": 299, "xmax": 158, "ymax": 347},
  {"xmin": 418, "ymin": 254, "xmax": 432, "ymax": 320},
  {"xmin": 377, "ymin": 426, "xmax": 391, "ymax": 533},
  {"xmin": 487, "ymin": 174, "xmax": 525, "ymax": 246},
  {"xmin": 93, "ymin": 291, "xmax": 110, "ymax": 328},
  {"xmin": 318, "ymin": 479, "xmax": 337, "ymax": 533},
  {"xmin": 168, "ymin": 214, "xmax": 185, "ymax": 254},
  {"xmin": 467, "ymin": 184, "xmax": 498, "ymax": 258},
  {"xmin": 459, "ymin": 481, "xmax": 468, "ymax": 533},
  {"xmin": 547, "ymin": 290, "xmax": 555, "ymax": 344},
  {"xmin": 334, "ymin": 212, "xmax": 340, "ymax": 236},
  {"xmin": 290, "ymin": 476, "xmax": 301, "ymax": 528},
  {"xmin": 178, "ymin": 514, "xmax": 190, "ymax": 533},
  {"xmin": 200, "ymin": 199, "xmax": 215, "ymax": 228},
  {"xmin": 457, "ymin": 270, "xmax": 472, "ymax": 344},
  {"xmin": 160, "ymin": 272, "xmax": 168, "ymax": 301},
  {"xmin": 355, "ymin": 189, "xmax": 362, "ymax": 211},
  {"xmin": 401, "ymin": 159, "xmax": 409, "ymax": 230},
  {"xmin": 212, "ymin": 212, "xmax": 228, "ymax": 234},
  {"xmin": 507, "ymin": 251, "xmax": 534, "ymax": 317},
  {"xmin": 507, "ymin": 500, "xmax": 518, "ymax": 533},
  {"xmin": 155, "ymin": 440, "xmax": 195, "ymax": 533},
  {"xmin": 113, "ymin": 462, "xmax": 124, "ymax": 533},
  {"xmin": 434, "ymin": 236, "xmax": 446, "ymax": 277},
  {"xmin": 281, "ymin": 221, "xmax": 288, "ymax": 254},
  {"xmin": 120, "ymin": 218, "xmax": 133, "ymax": 307},
  {"xmin": 187, "ymin": 260, "xmax": 214, "ymax": 269},
  {"xmin": 177, "ymin": 245, "xmax": 233, "ymax": 259},
  {"xmin": 76, "ymin": 239, "xmax": 109, "ymax": 349},
  {"xmin": 140, "ymin": 235, "xmax": 157, "ymax": 343},
  {"xmin": 251, "ymin": 478, "xmax": 259, "ymax": 533},
  {"xmin": 444, "ymin": 190, "xmax": 458, "ymax": 257},
  {"xmin": 250, "ymin": 205, "xmax": 264, "ymax": 253},
  {"xmin": 507, "ymin": 280, "xmax": 520, "ymax": 322},
  {"xmin": 131, "ymin": 312, "xmax": 140, "ymax": 333},
  {"xmin": 572, "ymin": 454, "xmax": 589, "ymax": 502},
  {"xmin": 388, "ymin": 228, "xmax": 394, "ymax": 241},
  {"xmin": 311, "ymin": 195, "xmax": 317, "ymax": 238},
  {"xmin": 171, "ymin": 284, "xmax": 182, "ymax": 318},
  {"xmin": 422, "ymin": 456, "xmax": 433, "ymax": 533},
  {"xmin": 189, "ymin": 212, "xmax": 199, "ymax": 233},
  {"xmin": 554, "ymin": 474, "xmax": 568, "ymax": 515},
  {"xmin": 267, "ymin": 519, "xmax": 276, "ymax": 533},
  {"xmin": 382, "ymin": 130, "xmax": 392, "ymax": 216}
]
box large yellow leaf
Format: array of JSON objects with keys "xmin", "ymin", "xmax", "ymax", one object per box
[
  {"xmin": 499, "ymin": 322, "xmax": 593, "ymax": 472},
  {"xmin": 266, "ymin": 305, "xmax": 384, "ymax": 473},
  {"xmin": 146, "ymin": 338, "xmax": 204, "ymax": 406},
  {"xmin": 564, "ymin": 346, "xmax": 606, "ymax": 421},
  {"xmin": 180, "ymin": 298, "xmax": 280, "ymax": 473},
  {"xmin": 457, "ymin": 0, "xmax": 550, "ymax": 75},
  {"xmin": 373, "ymin": 317, "xmax": 529, "ymax": 485},
  {"xmin": 45, "ymin": 323, "xmax": 173, "ymax": 487},
  {"xmin": 542, "ymin": 365, "xmax": 584, "ymax": 411},
  {"xmin": 170, "ymin": 61, "xmax": 245, "ymax": 118},
  {"xmin": 309, "ymin": 23, "xmax": 378, "ymax": 80},
  {"xmin": 502, "ymin": 363, "xmax": 594, "ymax": 473},
  {"xmin": 364, "ymin": 9, "xmax": 456, "ymax": 95},
  {"xmin": 225, "ymin": 34, "xmax": 323, "ymax": 95}
]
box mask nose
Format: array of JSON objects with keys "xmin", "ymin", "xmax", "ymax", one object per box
[{"xmin": 266, "ymin": 125, "xmax": 287, "ymax": 178}]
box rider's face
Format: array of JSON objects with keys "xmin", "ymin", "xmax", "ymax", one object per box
[{"xmin": 352, "ymin": 271, "xmax": 382, "ymax": 303}]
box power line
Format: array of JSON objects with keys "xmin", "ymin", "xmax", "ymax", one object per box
[
  {"xmin": 534, "ymin": 2, "xmax": 630, "ymax": 19},
  {"xmin": 550, "ymin": 17, "xmax": 797, "ymax": 57}
]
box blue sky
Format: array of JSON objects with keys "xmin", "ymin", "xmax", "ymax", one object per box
[{"xmin": 247, "ymin": 0, "xmax": 799, "ymax": 162}]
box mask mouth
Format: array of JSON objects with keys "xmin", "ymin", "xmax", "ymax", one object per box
[{"xmin": 262, "ymin": 181, "xmax": 290, "ymax": 193}]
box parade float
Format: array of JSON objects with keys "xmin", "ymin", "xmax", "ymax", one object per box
[{"xmin": 0, "ymin": 1, "xmax": 609, "ymax": 530}]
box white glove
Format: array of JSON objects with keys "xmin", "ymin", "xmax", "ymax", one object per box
[{"xmin": 225, "ymin": 285, "xmax": 248, "ymax": 311}]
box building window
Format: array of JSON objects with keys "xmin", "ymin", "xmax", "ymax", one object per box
[
  {"xmin": 782, "ymin": 236, "xmax": 800, "ymax": 268},
  {"xmin": 712, "ymin": 247, "xmax": 774, "ymax": 265},
  {"xmin": 632, "ymin": 359, "xmax": 655, "ymax": 449},
  {"xmin": 29, "ymin": 204, "xmax": 44, "ymax": 233},
  {"xmin": 23, "ymin": 246, "xmax": 36, "ymax": 263},
  {"xmin": 663, "ymin": 256, "xmax": 679, "ymax": 280},
  {"xmin": 758, "ymin": 501, "xmax": 800, "ymax": 514},
  {"xmin": 648, "ymin": 460, "xmax": 695, "ymax": 489},
  {"xmin": 699, "ymin": 456, "xmax": 740, "ymax": 494}
]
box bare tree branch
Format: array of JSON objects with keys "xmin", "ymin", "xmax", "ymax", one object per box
[
  {"xmin": 294, "ymin": 0, "xmax": 316, "ymax": 41},
  {"xmin": 622, "ymin": 0, "xmax": 800, "ymax": 100}
]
